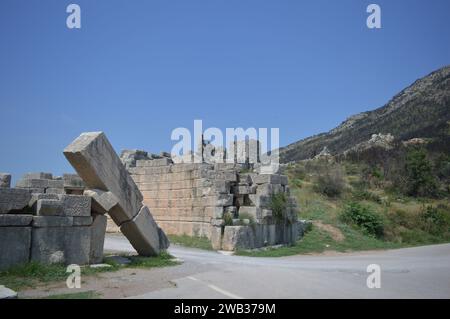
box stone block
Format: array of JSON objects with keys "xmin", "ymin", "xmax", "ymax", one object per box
[
  {"xmin": 279, "ymin": 175, "xmax": 288, "ymax": 186},
  {"xmin": 0, "ymin": 173, "xmax": 11, "ymax": 188},
  {"xmin": 252, "ymin": 174, "xmax": 281, "ymax": 185},
  {"xmin": 32, "ymin": 216, "xmax": 73, "ymax": 227},
  {"xmin": 73, "ymin": 216, "xmax": 93, "ymax": 226},
  {"xmin": 65, "ymin": 226, "xmax": 91, "ymax": 265},
  {"xmin": 224, "ymin": 206, "xmax": 237, "ymax": 217},
  {"xmin": 211, "ymin": 218, "xmax": 225, "ymax": 226},
  {"xmin": 23, "ymin": 172, "xmax": 53, "ymax": 180},
  {"xmin": 248, "ymin": 194, "xmax": 271, "ymax": 208},
  {"xmin": 0, "ymin": 214, "xmax": 33, "ymax": 226},
  {"xmin": 84, "ymin": 189, "xmax": 119, "ymax": 215},
  {"xmin": 0, "ymin": 286, "xmax": 18, "ymax": 299},
  {"xmin": 58, "ymin": 194, "xmax": 91, "ymax": 217},
  {"xmin": 30, "ymin": 227, "xmax": 66, "ymax": 264},
  {"xmin": 63, "ymin": 173, "xmax": 85, "ymax": 190},
  {"xmin": 90, "ymin": 214, "xmax": 107, "ymax": 264},
  {"xmin": 46, "ymin": 188, "xmax": 65, "ymax": 194},
  {"xmin": 221, "ymin": 226, "xmax": 254, "ymax": 251},
  {"xmin": 158, "ymin": 226, "xmax": 170, "ymax": 250},
  {"xmin": 0, "ymin": 188, "xmax": 31, "ymax": 214},
  {"xmin": 238, "ymin": 206, "xmax": 261, "ymax": 220},
  {"xmin": 29, "ymin": 193, "xmax": 59, "ymax": 212},
  {"xmin": 120, "ymin": 206, "xmax": 160, "ymax": 256},
  {"xmin": 36, "ymin": 199, "xmax": 63, "ymax": 216},
  {"xmin": 0, "ymin": 227, "xmax": 31, "ymax": 270},
  {"xmin": 210, "ymin": 226, "xmax": 222, "ymax": 250},
  {"xmin": 15, "ymin": 179, "xmax": 50, "ymax": 189},
  {"xmin": 64, "ymin": 132, "xmax": 143, "ymax": 225}
]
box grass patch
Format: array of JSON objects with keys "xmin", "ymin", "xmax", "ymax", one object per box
[
  {"xmin": 0, "ymin": 253, "xmax": 179, "ymax": 292},
  {"xmin": 167, "ymin": 234, "xmax": 213, "ymax": 250},
  {"xmin": 42, "ymin": 290, "xmax": 101, "ymax": 299},
  {"xmin": 236, "ymin": 225, "xmax": 402, "ymax": 257}
]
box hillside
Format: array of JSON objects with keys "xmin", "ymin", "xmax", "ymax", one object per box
[{"xmin": 280, "ymin": 65, "xmax": 450, "ymax": 163}]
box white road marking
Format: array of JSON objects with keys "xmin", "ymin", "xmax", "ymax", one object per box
[{"xmin": 187, "ymin": 276, "xmax": 243, "ymax": 299}]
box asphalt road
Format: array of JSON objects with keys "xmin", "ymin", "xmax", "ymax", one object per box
[{"xmin": 104, "ymin": 234, "xmax": 450, "ymax": 299}]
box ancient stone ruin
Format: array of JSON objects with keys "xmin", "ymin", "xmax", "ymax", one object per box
[
  {"xmin": 0, "ymin": 132, "xmax": 169, "ymax": 271},
  {"xmin": 121, "ymin": 145, "xmax": 299, "ymax": 251},
  {"xmin": 0, "ymin": 172, "xmax": 106, "ymax": 270}
]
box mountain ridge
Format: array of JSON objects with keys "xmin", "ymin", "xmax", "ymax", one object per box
[{"xmin": 280, "ymin": 65, "xmax": 450, "ymax": 163}]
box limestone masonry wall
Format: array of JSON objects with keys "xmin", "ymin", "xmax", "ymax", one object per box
[{"xmin": 123, "ymin": 151, "xmax": 300, "ymax": 251}]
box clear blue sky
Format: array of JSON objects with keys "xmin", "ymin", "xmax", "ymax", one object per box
[{"xmin": 0, "ymin": 0, "xmax": 449, "ymax": 182}]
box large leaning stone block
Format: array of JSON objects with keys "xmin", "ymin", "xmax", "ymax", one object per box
[
  {"xmin": 0, "ymin": 173, "xmax": 11, "ymax": 188},
  {"xmin": 0, "ymin": 188, "xmax": 31, "ymax": 214},
  {"xmin": 64, "ymin": 132, "xmax": 143, "ymax": 224},
  {"xmin": 84, "ymin": 189, "xmax": 119, "ymax": 215},
  {"xmin": 90, "ymin": 214, "xmax": 107, "ymax": 264},
  {"xmin": 0, "ymin": 227, "xmax": 31, "ymax": 270},
  {"xmin": 158, "ymin": 226, "xmax": 170, "ymax": 251},
  {"xmin": 120, "ymin": 206, "xmax": 160, "ymax": 256}
]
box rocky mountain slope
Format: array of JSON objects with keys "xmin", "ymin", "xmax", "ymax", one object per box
[{"xmin": 280, "ymin": 65, "xmax": 450, "ymax": 163}]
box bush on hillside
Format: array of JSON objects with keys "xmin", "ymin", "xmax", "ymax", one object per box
[
  {"xmin": 314, "ymin": 167, "xmax": 345, "ymax": 198},
  {"xmin": 340, "ymin": 202, "xmax": 384, "ymax": 238}
]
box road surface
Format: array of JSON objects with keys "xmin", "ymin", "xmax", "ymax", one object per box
[{"xmin": 104, "ymin": 234, "xmax": 450, "ymax": 299}]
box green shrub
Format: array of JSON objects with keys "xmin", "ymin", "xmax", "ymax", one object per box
[
  {"xmin": 269, "ymin": 192, "xmax": 288, "ymax": 221},
  {"xmin": 405, "ymin": 148, "xmax": 438, "ymax": 197},
  {"xmin": 419, "ymin": 205, "xmax": 450, "ymax": 235},
  {"xmin": 340, "ymin": 202, "xmax": 384, "ymax": 238},
  {"xmin": 291, "ymin": 178, "xmax": 302, "ymax": 188},
  {"xmin": 223, "ymin": 212, "xmax": 233, "ymax": 226},
  {"xmin": 238, "ymin": 212, "xmax": 256, "ymax": 226},
  {"xmin": 352, "ymin": 189, "xmax": 382, "ymax": 203},
  {"xmin": 314, "ymin": 168, "xmax": 345, "ymax": 198}
]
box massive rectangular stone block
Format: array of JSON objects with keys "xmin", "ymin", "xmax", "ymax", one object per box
[
  {"xmin": 23, "ymin": 172, "xmax": 53, "ymax": 180},
  {"xmin": 120, "ymin": 206, "xmax": 160, "ymax": 256},
  {"xmin": 73, "ymin": 216, "xmax": 93, "ymax": 226},
  {"xmin": 58, "ymin": 194, "xmax": 91, "ymax": 217},
  {"xmin": 32, "ymin": 216, "xmax": 73, "ymax": 227},
  {"xmin": 64, "ymin": 132, "xmax": 143, "ymax": 225},
  {"xmin": 65, "ymin": 226, "xmax": 91, "ymax": 265},
  {"xmin": 0, "ymin": 188, "xmax": 31, "ymax": 214},
  {"xmin": 252, "ymin": 174, "xmax": 281, "ymax": 185},
  {"xmin": 28, "ymin": 193, "xmax": 59, "ymax": 212},
  {"xmin": 30, "ymin": 227, "xmax": 66, "ymax": 264},
  {"xmin": 0, "ymin": 227, "xmax": 31, "ymax": 270},
  {"xmin": 36, "ymin": 199, "xmax": 63, "ymax": 216},
  {"xmin": 0, "ymin": 214, "xmax": 33, "ymax": 226},
  {"xmin": 90, "ymin": 214, "xmax": 107, "ymax": 264}
]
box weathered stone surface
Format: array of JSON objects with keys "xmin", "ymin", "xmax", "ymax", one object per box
[
  {"xmin": 252, "ymin": 174, "xmax": 281, "ymax": 185},
  {"xmin": 0, "ymin": 285, "xmax": 18, "ymax": 299},
  {"xmin": 90, "ymin": 214, "xmax": 107, "ymax": 264},
  {"xmin": 63, "ymin": 173, "xmax": 85, "ymax": 190},
  {"xmin": 64, "ymin": 132, "xmax": 143, "ymax": 225},
  {"xmin": 73, "ymin": 216, "xmax": 93, "ymax": 226},
  {"xmin": 210, "ymin": 226, "xmax": 222, "ymax": 250},
  {"xmin": 0, "ymin": 227, "xmax": 31, "ymax": 270},
  {"xmin": 0, "ymin": 173, "xmax": 11, "ymax": 188},
  {"xmin": 221, "ymin": 226, "xmax": 254, "ymax": 251},
  {"xmin": 58, "ymin": 194, "xmax": 91, "ymax": 217},
  {"xmin": 28, "ymin": 193, "xmax": 59, "ymax": 211},
  {"xmin": 23, "ymin": 172, "xmax": 53, "ymax": 180},
  {"xmin": 36, "ymin": 199, "xmax": 63, "ymax": 216},
  {"xmin": 158, "ymin": 226, "xmax": 170, "ymax": 250},
  {"xmin": 238, "ymin": 206, "xmax": 261, "ymax": 220},
  {"xmin": 65, "ymin": 226, "xmax": 91, "ymax": 265},
  {"xmin": 46, "ymin": 188, "xmax": 65, "ymax": 194},
  {"xmin": 0, "ymin": 188, "xmax": 31, "ymax": 214},
  {"xmin": 16, "ymin": 179, "xmax": 49, "ymax": 189},
  {"xmin": 32, "ymin": 216, "xmax": 73, "ymax": 227},
  {"xmin": 0, "ymin": 214, "xmax": 33, "ymax": 226},
  {"xmin": 30, "ymin": 227, "xmax": 66, "ymax": 264},
  {"xmin": 84, "ymin": 189, "xmax": 119, "ymax": 215},
  {"xmin": 120, "ymin": 206, "xmax": 160, "ymax": 256}
]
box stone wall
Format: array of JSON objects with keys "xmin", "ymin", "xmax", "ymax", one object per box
[
  {"xmin": 0, "ymin": 172, "xmax": 106, "ymax": 270},
  {"xmin": 124, "ymin": 151, "xmax": 299, "ymax": 251}
]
